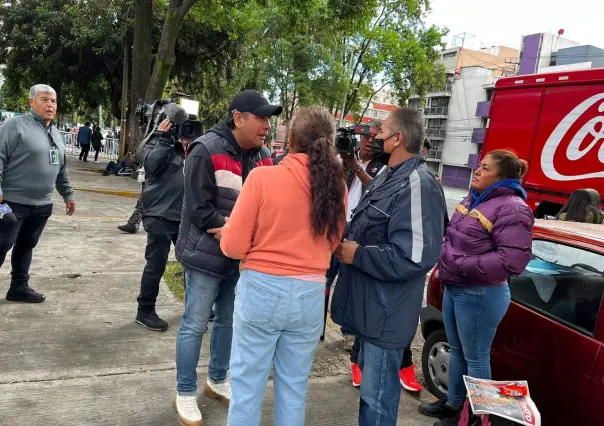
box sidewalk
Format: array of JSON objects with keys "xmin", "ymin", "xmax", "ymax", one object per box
[{"xmin": 0, "ymin": 158, "xmax": 435, "ymax": 425}]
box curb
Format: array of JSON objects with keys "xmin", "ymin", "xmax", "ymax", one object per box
[{"xmin": 74, "ymin": 188, "xmax": 140, "ymax": 198}]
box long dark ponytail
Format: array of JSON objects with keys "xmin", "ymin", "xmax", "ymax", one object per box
[{"xmin": 290, "ymin": 107, "xmax": 346, "ymax": 244}]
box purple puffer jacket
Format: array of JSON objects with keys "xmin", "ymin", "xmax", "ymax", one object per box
[{"xmin": 438, "ymin": 187, "xmax": 534, "ymax": 286}]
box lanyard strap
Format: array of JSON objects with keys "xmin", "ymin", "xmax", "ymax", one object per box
[{"xmin": 32, "ymin": 115, "xmax": 58, "ymax": 150}]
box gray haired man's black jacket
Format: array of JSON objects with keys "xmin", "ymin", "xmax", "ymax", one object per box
[{"xmin": 331, "ymin": 155, "xmax": 446, "ymax": 349}]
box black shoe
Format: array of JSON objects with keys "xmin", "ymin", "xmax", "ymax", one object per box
[
  {"xmin": 434, "ymin": 412, "xmax": 461, "ymax": 426},
  {"xmin": 419, "ymin": 399, "xmax": 459, "ymax": 419},
  {"xmin": 136, "ymin": 312, "xmax": 169, "ymax": 331},
  {"xmin": 6, "ymin": 287, "xmax": 46, "ymax": 303},
  {"xmin": 117, "ymin": 223, "xmax": 138, "ymax": 234}
]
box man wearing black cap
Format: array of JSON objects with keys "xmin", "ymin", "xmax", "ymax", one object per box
[{"xmin": 173, "ymin": 90, "xmax": 281, "ymax": 426}]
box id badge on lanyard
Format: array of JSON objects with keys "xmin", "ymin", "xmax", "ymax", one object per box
[
  {"xmin": 34, "ymin": 117, "xmax": 59, "ymax": 165},
  {"xmin": 49, "ymin": 149, "xmax": 60, "ymax": 165}
]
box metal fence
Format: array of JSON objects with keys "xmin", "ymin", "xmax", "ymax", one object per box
[{"xmin": 60, "ymin": 131, "xmax": 120, "ymax": 161}]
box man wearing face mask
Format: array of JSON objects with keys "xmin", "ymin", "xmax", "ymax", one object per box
[
  {"xmin": 331, "ymin": 107, "xmax": 446, "ymax": 426},
  {"xmin": 173, "ymin": 90, "xmax": 281, "ymax": 426}
]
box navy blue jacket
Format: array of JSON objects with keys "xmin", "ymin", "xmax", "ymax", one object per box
[
  {"xmin": 77, "ymin": 126, "xmax": 92, "ymax": 145},
  {"xmin": 331, "ymin": 156, "xmax": 446, "ymax": 349}
]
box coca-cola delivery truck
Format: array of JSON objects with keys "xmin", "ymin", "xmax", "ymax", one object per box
[{"xmin": 481, "ymin": 68, "xmax": 604, "ymax": 218}]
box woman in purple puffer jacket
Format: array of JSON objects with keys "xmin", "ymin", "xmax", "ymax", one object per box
[{"xmin": 420, "ymin": 150, "xmax": 534, "ymax": 426}]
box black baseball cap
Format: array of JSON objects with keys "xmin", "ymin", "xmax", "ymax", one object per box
[{"xmin": 228, "ymin": 90, "xmax": 283, "ymax": 117}]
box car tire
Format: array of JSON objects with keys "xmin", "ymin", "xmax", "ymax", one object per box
[{"xmin": 422, "ymin": 328, "xmax": 450, "ymax": 401}]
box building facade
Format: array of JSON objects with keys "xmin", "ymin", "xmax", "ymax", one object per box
[
  {"xmin": 518, "ymin": 32, "xmax": 604, "ymax": 75},
  {"xmin": 408, "ymin": 46, "xmax": 518, "ymax": 189}
]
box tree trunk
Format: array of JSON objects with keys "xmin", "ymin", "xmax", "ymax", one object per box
[
  {"xmin": 144, "ymin": 0, "xmax": 197, "ymax": 102},
  {"xmin": 120, "ymin": 43, "xmax": 129, "ymax": 160},
  {"xmin": 129, "ymin": 0, "xmax": 153, "ymax": 151}
]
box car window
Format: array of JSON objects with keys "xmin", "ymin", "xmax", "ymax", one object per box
[{"xmin": 509, "ymin": 239, "xmax": 604, "ymax": 336}]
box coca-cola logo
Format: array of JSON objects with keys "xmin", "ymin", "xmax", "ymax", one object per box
[{"xmin": 541, "ymin": 93, "xmax": 604, "ymax": 181}]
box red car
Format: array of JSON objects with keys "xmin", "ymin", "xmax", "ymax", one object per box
[{"xmin": 420, "ymin": 219, "xmax": 604, "ymax": 426}]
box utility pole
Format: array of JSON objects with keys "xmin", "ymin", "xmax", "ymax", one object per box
[{"xmin": 119, "ymin": 43, "xmax": 129, "ymax": 160}]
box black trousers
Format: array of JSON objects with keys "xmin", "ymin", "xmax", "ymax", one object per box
[
  {"xmin": 93, "ymin": 147, "xmax": 101, "ymax": 161},
  {"xmin": 0, "ymin": 202, "xmax": 53, "ymax": 289},
  {"xmin": 351, "ymin": 337, "xmax": 414, "ymax": 369},
  {"xmin": 79, "ymin": 144, "xmax": 90, "ymax": 161},
  {"xmin": 127, "ymin": 185, "xmax": 145, "ymax": 227},
  {"xmin": 137, "ymin": 217, "xmax": 179, "ymax": 314}
]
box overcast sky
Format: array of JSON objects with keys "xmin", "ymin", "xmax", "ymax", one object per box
[{"xmin": 425, "ymin": 0, "xmax": 604, "ymax": 51}]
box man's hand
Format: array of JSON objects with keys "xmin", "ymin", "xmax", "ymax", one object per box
[
  {"xmin": 0, "ymin": 195, "xmax": 3, "ymax": 204},
  {"xmin": 158, "ymin": 118, "xmax": 172, "ymax": 133},
  {"xmin": 207, "ymin": 217, "xmax": 229, "ymax": 241},
  {"xmin": 65, "ymin": 200, "xmax": 76, "ymax": 216},
  {"xmin": 335, "ymin": 239, "xmax": 360, "ymax": 265},
  {"xmin": 340, "ymin": 153, "xmax": 359, "ymax": 169}
]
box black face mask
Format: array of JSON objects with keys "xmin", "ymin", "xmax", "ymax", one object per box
[{"xmin": 372, "ymin": 134, "xmax": 397, "ymax": 165}]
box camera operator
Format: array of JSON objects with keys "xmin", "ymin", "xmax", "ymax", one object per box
[
  {"xmin": 329, "ymin": 121, "xmax": 385, "ymax": 354},
  {"xmin": 135, "ymin": 118, "xmax": 191, "ymax": 332},
  {"xmin": 340, "ymin": 120, "xmax": 386, "ymax": 221},
  {"xmin": 331, "ymin": 108, "xmax": 446, "ymax": 426}
]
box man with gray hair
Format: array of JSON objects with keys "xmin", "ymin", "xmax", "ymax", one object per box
[
  {"xmin": 331, "ymin": 107, "xmax": 446, "ymax": 425},
  {"xmin": 0, "ymin": 84, "xmax": 75, "ymax": 303}
]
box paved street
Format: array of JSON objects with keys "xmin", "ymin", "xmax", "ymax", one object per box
[
  {"xmin": 442, "ymin": 186, "xmax": 468, "ymax": 217},
  {"xmin": 0, "ymin": 158, "xmax": 436, "ymax": 426}
]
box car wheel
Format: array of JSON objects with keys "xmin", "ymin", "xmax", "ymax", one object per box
[{"xmin": 421, "ymin": 328, "xmax": 450, "ymax": 400}]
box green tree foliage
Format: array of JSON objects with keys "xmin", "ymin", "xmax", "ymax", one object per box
[{"xmin": 0, "ymin": 0, "xmax": 447, "ymax": 133}]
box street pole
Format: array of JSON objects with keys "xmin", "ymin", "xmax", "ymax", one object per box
[{"xmin": 119, "ymin": 43, "xmax": 129, "ymax": 160}]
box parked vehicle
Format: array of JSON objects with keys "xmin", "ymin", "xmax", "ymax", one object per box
[
  {"xmin": 480, "ymin": 68, "xmax": 604, "ymax": 217},
  {"xmin": 420, "ymin": 219, "xmax": 604, "ymax": 426}
]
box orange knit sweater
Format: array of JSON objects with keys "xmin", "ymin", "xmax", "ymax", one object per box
[{"xmin": 220, "ymin": 153, "xmax": 347, "ymax": 276}]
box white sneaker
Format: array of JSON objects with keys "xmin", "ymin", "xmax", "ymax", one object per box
[
  {"xmin": 174, "ymin": 394, "xmax": 203, "ymax": 426},
  {"xmin": 203, "ymin": 378, "xmax": 231, "ymax": 407},
  {"xmin": 94, "ymin": 161, "xmax": 99, "ymax": 164}
]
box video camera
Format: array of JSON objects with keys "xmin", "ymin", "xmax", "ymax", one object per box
[
  {"xmin": 135, "ymin": 94, "xmax": 203, "ymax": 141},
  {"xmin": 335, "ymin": 125, "xmax": 370, "ymax": 157}
]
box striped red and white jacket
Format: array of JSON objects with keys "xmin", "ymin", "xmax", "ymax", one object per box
[{"xmin": 175, "ymin": 120, "xmax": 272, "ymax": 278}]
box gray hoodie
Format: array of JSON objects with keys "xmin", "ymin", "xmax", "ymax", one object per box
[{"xmin": 0, "ymin": 111, "xmax": 75, "ymax": 206}]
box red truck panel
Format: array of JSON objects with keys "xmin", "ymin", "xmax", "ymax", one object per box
[
  {"xmin": 482, "ymin": 69, "xmax": 604, "ymax": 212},
  {"xmin": 527, "ymin": 84, "xmax": 604, "ymax": 193}
]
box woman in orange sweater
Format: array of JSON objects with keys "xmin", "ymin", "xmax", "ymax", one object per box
[{"xmin": 220, "ymin": 107, "xmax": 347, "ymax": 426}]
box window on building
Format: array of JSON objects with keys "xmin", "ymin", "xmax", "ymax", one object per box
[
  {"xmin": 408, "ymin": 99, "xmax": 420, "ymax": 109},
  {"xmin": 486, "ymin": 88, "xmax": 494, "ymax": 101},
  {"xmin": 378, "ymin": 111, "xmax": 388, "ymax": 119},
  {"xmin": 443, "ymin": 51, "xmax": 457, "ymax": 59},
  {"xmin": 431, "ymin": 97, "xmax": 450, "ymax": 108},
  {"xmin": 428, "ymin": 140, "xmax": 444, "ymax": 159},
  {"xmin": 509, "ymin": 240, "xmax": 604, "ymax": 337}
]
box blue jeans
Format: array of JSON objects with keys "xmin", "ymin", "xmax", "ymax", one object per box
[
  {"xmin": 443, "ymin": 284, "xmax": 511, "ymax": 406},
  {"xmin": 176, "ymin": 265, "xmax": 239, "ymax": 395},
  {"xmin": 358, "ymin": 340, "xmax": 404, "ymax": 426},
  {"xmin": 227, "ymin": 270, "xmax": 324, "ymax": 426}
]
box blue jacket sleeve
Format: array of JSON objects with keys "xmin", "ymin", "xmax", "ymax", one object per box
[{"xmin": 352, "ymin": 171, "xmax": 445, "ymax": 282}]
